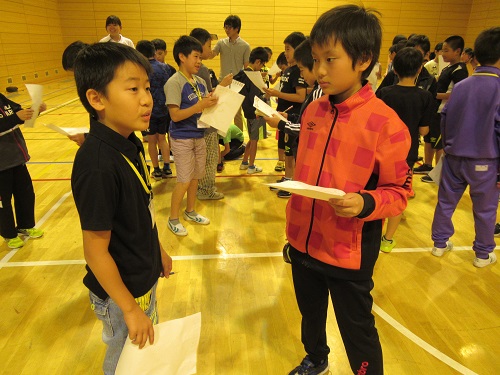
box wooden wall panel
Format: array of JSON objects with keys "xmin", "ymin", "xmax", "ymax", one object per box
[{"xmin": 1, "ymin": 0, "xmax": 497, "ymax": 88}]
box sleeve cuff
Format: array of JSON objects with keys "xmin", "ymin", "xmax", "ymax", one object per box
[{"xmin": 356, "ymin": 193, "xmax": 375, "ymax": 219}]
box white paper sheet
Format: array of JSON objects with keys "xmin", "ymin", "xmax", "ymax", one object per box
[
  {"xmin": 24, "ymin": 84, "xmax": 43, "ymax": 128},
  {"xmin": 198, "ymin": 85, "xmax": 245, "ymax": 137},
  {"xmin": 229, "ymin": 79, "xmax": 244, "ymax": 93},
  {"xmin": 267, "ymin": 180, "xmax": 346, "ymax": 201},
  {"xmin": 44, "ymin": 123, "xmax": 89, "ymax": 136},
  {"xmin": 427, "ymin": 157, "xmax": 443, "ymax": 185},
  {"xmin": 267, "ymin": 62, "xmax": 281, "ymax": 76},
  {"xmin": 253, "ymin": 96, "xmax": 287, "ymax": 122},
  {"xmin": 244, "ymin": 71, "xmax": 267, "ymax": 93},
  {"xmin": 115, "ymin": 312, "xmax": 202, "ymax": 375}
]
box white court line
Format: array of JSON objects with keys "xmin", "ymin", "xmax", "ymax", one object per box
[
  {"xmin": 0, "ymin": 191, "xmax": 72, "ymax": 269},
  {"xmin": 373, "ymin": 303, "xmax": 479, "ymax": 375},
  {"xmin": 0, "ymin": 245, "xmax": 487, "ymax": 373}
]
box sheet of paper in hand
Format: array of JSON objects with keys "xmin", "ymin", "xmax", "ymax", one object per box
[
  {"xmin": 266, "ymin": 180, "xmax": 346, "ymax": 201},
  {"xmin": 115, "ymin": 312, "xmax": 202, "ymax": 375},
  {"xmin": 253, "ymin": 96, "xmax": 287, "ymax": 122}
]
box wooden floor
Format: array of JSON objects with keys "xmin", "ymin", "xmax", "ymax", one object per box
[{"xmin": 0, "ymin": 78, "xmax": 498, "ymax": 375}]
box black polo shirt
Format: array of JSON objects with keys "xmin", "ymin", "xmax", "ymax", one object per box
[{"xmin": 71, "ymin": 119, "xmax": 162, "ymax": 300}]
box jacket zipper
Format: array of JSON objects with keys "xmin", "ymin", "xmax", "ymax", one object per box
[{"xmin": 305, "ymin": 105, "xmax": 339, "ymax": 253}]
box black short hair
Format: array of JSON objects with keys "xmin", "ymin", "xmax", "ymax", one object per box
[
  {"xmin": 151, "ymin": 38, "xmax": 166, "ymax": 51},
  {"xmin": 390, "ymin": 40, "xmax": 407, "ymax": 54},
  {"xmin": 62, "ymin": 41, "xmax": 88, "ymax": 71},
  {"xmin": 444, "ymin": 35, "xmax": 465, "ymax": 55},
  {"xmin": 249, "ymin": 47, "xmax": 269, "ymax": 64},
  {"xmin": 474, "ymin": 27, "xmax": 500, "ymax": 66},
  {"xmin": 311, "ymin": 5, "xmax": 381, "ymax": 80},
  {"xmin": 190, "ymin": 28, "xmax": 212, "ymax": 45},
  {"xmin": 105, "ymin": 15, "xmax": 122, "ymax": 27},
  {"xmin": 284, "ymin": 32, "xmax": 306, "ymax": 49},
  {"xmin": 172, "ymin": 35, "xmax": 202, "ymax": 66},
  {"xmin": 392, "ymin": 34, "xmax": 407, "ymax": 45},
  {"xmin": 294, "ymin": 39, "xmax": 313, "ymax": 71},
  {"xmin": 136, "ymin": 40, "xmax": 155, "ymax": 59},
  {"xmin": 224, "ymin": 15, "xmax": 242, "ymax": 33},
  {"xmin": 73, "ymin": 43, "xmax": 151, "ymax": 119},
  {"xmin": 264, "ymin": 47, "xmax": 272, "ymax": 55},
  {"xmin": 434, "ymin": 42, "xmax": 443, "ymax": 51},
  {"xmin": 407, "ymin": 34, "xmax": 431, "ymax": 54},
  {"xmin": 276, "ymin": 51, "xmax": 287, "ymax": 66},
  {"xmin": 393, "ymin": 47, "xmax": 423, "ymax": 78},
  {"xmin": 463, "ymin": 47, "xmax": 474, "ymax": 59}
]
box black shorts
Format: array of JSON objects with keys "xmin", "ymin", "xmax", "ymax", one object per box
[
  {"xmin": 423, "ymin": 112, "xmax": 443, "ymax": 150},
  {"xmin": 147, "ymin": 115, "xmax": 169, "ymax": 135}
]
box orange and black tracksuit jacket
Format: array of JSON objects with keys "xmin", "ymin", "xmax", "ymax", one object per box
[{"xmin": 286, "ymin": 84, "xmax": 412, "ymax": 280}]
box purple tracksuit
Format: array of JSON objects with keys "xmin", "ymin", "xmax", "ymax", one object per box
[{"xmin": 431, "ymin": 66, "xmax": 500, "ymax": 258}]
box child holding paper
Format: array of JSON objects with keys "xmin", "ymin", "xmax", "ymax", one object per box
[
  {"xmin": 0, "ymin": 94, "xmax": 46, "ymax": 249},
  {"xmin": 165, "ymin": 36, "xmax": 218, "ymax": 236},
  {"xmin": 233, "ymin": 47, "xmax": 269, "ymax": 173}
]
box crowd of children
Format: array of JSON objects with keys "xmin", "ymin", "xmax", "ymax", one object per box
[{"xmin": 3, "ymin": 9, "xmax": 498, "ymax": 375}]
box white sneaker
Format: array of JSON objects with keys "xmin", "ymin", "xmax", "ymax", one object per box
[
  {"xmin": 239, "ymin": 162, "xmax": 249, "ymax": 170},
  {"xmin": 431, "ymin": 241, "xmax": 453, "ymax": 257},
  {"xmin": 247, "ymin": 165, "xmax": 263, "ymax": 174},
  {"xmin": 183, "ymin": 211, "xmax": 210, "ymax": 225},
  {"xmin": 168, "ymin": 220, "xmax": 187, "ymax": 236},
  {"xmin": 473, "ymin": 252, "xmax": 497, "ymax": 268}
]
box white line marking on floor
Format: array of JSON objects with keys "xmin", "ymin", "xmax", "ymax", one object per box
[{"xmin": 373, "ymin": 303, "xmax": 479, "ymax": 375}]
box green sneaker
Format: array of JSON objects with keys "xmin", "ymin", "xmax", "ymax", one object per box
[
  {"xmin": 380, "ymin": 236, "xmax": 396, "ymax": 253},
  {"xmin": 18, "ymin": 227, "xmax": 44, "ymax": 238},
  {"xmin": 7, "ymin": 236, "xmax": 24, "ymax": 249}
]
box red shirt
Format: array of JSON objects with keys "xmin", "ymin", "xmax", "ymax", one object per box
[{"xmin": 286, "ymin": 84, "xmax": 412, "ymax": 276}]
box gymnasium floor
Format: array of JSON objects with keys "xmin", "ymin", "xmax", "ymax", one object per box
[{"xmin": 0, "ymin": 78, "xmax": 498, "ymax": 375}]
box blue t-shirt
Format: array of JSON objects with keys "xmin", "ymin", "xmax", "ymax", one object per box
[
  {"xmin": 165, "ymin": 72, "xmax": 208, "ymax": 139},
  {"xmin": 150, "ymin": 59, "xmax": 171, "ymax": 119}
]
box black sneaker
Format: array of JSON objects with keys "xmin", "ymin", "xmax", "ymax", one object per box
[
  {"xmin": 277, "ymin": 189, "xmax": 292, "ymax": 198},
  {"xmin": 151, "ymin": 169, "xmax": 163, "ymax": 181},
  {"xmin": 421, "ymin": 175, "xmax": 433, "ymax": 183},
  {"xmin": 283, "ymin": 243, "xmax": 291, "ymax": 264},
  {"xmin": 162, "ymin": 168, "xmax": 172, "ymax": 177},
  {"xmin": 495, "ymin": 223, "xmax": 500, "ymax": 237},
  {"xmin": 288, "ymin": 356, "xmax": 329, "ymax": 375},
  {"xmin": 270, "ymin": 176, "xmax": 287, "ymax": 191},
  {"xmin": 413, "ymin": 164, "xmax": 433, "ymax": 174}
]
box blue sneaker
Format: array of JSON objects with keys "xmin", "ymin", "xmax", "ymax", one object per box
[{"xmin": 288, "ymin": 356, "xmax": 329, "ymax": 375}]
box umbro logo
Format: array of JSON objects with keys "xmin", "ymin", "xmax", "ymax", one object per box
[{"xmin": 306, "ymin": 121, "xmax": 316, "ymax": 130}]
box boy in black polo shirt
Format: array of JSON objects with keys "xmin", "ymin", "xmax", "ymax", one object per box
[{"xmin": 71, "ymin": 43, "xmax": 173, "ymax": 375}]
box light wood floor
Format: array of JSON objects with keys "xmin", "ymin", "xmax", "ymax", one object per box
[{"xmin": 0, "ymin": 78, "xmax": 498, "ymax": 375}]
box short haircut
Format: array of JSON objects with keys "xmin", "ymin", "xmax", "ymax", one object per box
[
  {"xmin": 172, "ymin": 35, "xmax": 202, "ymax": 66},
  {"xmin": 136, "ymin": 40, "xmax": 155, "ymax": 59},
  {"xmin": 276, "ymin": 51, "xmax": 287, "ymax": 66},
  {"xmin": 463, "ymin": 47, "xmax": 474, "ymax": 58},
  {"xmin": 249, "ymin": 47, "xmax": 269, "ymax": 64},
  {"xmin": 264, "ymin": 47, "xmax": 272, "ymax": 55},
  {"xmin": 224, "ymin": 15, "xmax": 242, "ymax": 33},
  {"xmin": 434, "ymin": 42, "xmax": 443, "ymax": 51},
  {"xmin": 73, "ymin": 43, "xmax": 151, "ymax": 119},
  {"xmin": 474, "ymin": 27, "xmax": 500, "ymax": 66},
  {"xmin": 151, "ymin": 38, "xmax": 167, "ymax": 51},
  {"xmin": 393, "ymin": 47, "xmax": 423, "ymax": 78},
  {"xmin": 310, "ymin": 5, "xmax": 381, "ymax": 80},
  {"xmin": 105, "ymin": 15, "xmax": 122, "ymax": 27},
  {"xmin": 190, "ymin": 28, "xmax": 212, "ymax": 45},
  {"xmin": 390, "ymin": 40, "xmax": 407, "ymax": 54},
  {"xmin": 62, "ymin": 41, "xmax": 88, "ymax": 71},
  {"xmin": 407, "ymin": 34, "xmax": 431, "ymax": 54},
  {"xmin": 444, "ymin": 35, "xmax": 465, "ymax": 54},
  {"xmin": 284, "ymin": 32, "xmax": 306, "ymax": 49},
  {"xmin": 392, "ymin": 34, "xmax": 407, "ymax": 45},
  {"xmin": 294, "ymin": 39, "xmax": 313, "ymax": 71}
]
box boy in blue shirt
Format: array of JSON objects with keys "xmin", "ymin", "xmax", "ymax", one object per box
[
  {"xmin": 71, "ymin": 43, "xmax": 173, "ymax": 374},
  {"xmin": 165, "ymin": 36, "xmax": 218, "ymax": 236},
  {"xmin": 136, "ymin": 40, "xmax": 172, "ymax": 179}
]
